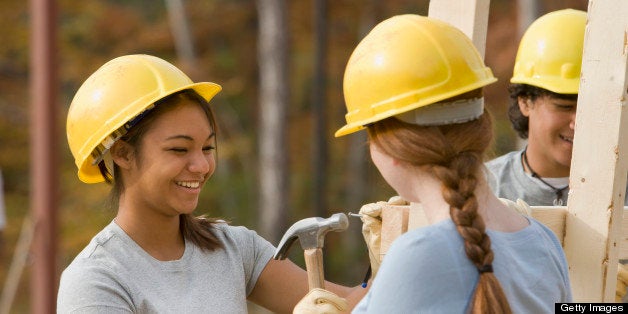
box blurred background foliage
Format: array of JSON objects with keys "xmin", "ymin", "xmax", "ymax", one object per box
[{"xmin": 0, "ymin": 0, "xmax": 588, "ymax": 312}]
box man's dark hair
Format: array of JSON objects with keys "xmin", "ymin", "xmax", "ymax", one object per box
[{"xmin": 507, "ymin": 84, "xmax": 578, "ymax": 139}]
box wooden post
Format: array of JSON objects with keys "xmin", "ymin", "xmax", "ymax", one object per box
[
  {"xmin": 30, "ymin": 0, "xmax": 58, "ymax": 312},
  {"xmin": 380, "ymin": 205, "xmax": 409, "ymax": 258},
  {"xmin": 428, "ymin": 0, "xmax": 490, "ymax": 58},
  {"xmin": 564, "ymin": 1, "xmax": 628, "ymax": 302}
]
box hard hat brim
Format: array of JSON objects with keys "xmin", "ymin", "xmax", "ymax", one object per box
[
  {"xmin": 510, "ymin": 76, "xmax": 579, "ymax": 95},
  {"xmin": 77, "ymin": 81, "xmax": 222, "ymax": 184},
  {"xmin": 334, "ymin": 77, "xmax": 497, "ymax": 137}
]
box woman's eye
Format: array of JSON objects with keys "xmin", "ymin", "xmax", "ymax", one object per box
[
  {"xmin": 203, "ymin": 146, "xmax": 216, "ymax": 152},
  {"xmin": 170, "ymin": 148, "xmax": 187, "ymax": 153}
]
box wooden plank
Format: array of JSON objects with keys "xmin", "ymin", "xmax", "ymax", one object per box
[
  {"xmin": 382, "ymin": 206, "xmax": 628, "ymax": 262},
  {"xmin": 564, "ymin": 1, "xmax": 628, "ymax": 302},
  {"xmin": 428, "ymin": 0, "xmax": 490, "ymax": 58},
  {"xmin": 529, "ymin": 207, "xmax": 567, "ymax": 246},
  {"xmin": 380, "ymin": 204, "xmax": 408, "ymax": 259}
]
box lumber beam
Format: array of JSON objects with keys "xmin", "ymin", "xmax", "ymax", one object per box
[
  {"xmin": 381, "ymin": 206, "xmax": 628, "ymax": 264},
  {"xmin": 428, "ymin": 0, "xmax": 490, "ymax": 58},
  {"xmin": 564, "ymin": 1, "xmax": 628, "ymax": 302}
]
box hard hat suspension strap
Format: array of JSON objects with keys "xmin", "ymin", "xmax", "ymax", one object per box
[{"xmin": 395, "ymin": 97, "xmax": 484, "ymax": 126}]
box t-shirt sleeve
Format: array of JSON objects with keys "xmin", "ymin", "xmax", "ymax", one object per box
[
  {"xmin": 222, "ymin": 225, "xmax": 276, "ymax": 295},
  {"xmin": 57, "ymin": 262, "xmax": 134, "ymax": 313}
]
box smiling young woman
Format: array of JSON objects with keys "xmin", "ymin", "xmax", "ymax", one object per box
[{"xmin": 58, "ymin": 54, "xmax": 367, "ymax": 313}]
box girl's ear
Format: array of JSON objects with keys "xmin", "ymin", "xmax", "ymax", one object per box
[{"xmin": 110, "ymin": 140, "xmax": 134, "ymax": 170}]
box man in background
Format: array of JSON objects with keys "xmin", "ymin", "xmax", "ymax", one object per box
[
  {"xmin": 486, "ymin": 9, "xmax": 586, "ymax": 206},
  {"xmin": 485, "ymin": 9, "xmax": 628, "ymax": 302}
]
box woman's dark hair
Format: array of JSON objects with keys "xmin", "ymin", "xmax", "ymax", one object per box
[
  {"xmin": 103, "ymin": 89, "xmax": 223, "ymax": 251},
  {"xmin": 508, "ymin": 84, "xmax": 578, "ymax": 139},
  {"xmin": 367, "ymin": 110, "xmax": 512, "ymax": 314}
]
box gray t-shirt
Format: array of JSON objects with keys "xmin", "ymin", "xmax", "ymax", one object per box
[
  {"xmin": 486, "ymin": 150, "xmax": 628, "ymax": 206},
  {"xmin": 353, "ymin": 217, "xmax": 572, "ymax": 313},
  {"xmin": 57, "ymin": 221, "xmax": 275, "ymax": 313},
  {"xmin": 486, "ymin": 150, "xmax": 570, "ymax": 206}
]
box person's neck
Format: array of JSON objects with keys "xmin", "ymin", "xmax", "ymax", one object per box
[
  {"xmin": 475, "ymin": 182, "xmax": 528, "ymax": 232},
  {"xmin": 115, "ymin": 203, "xmax": 185, "ymax": 261},
  {"xmin": 413, "ymin": 174, "xmax": 527, "ymax": 232},
  {"xmin": 522, "ymin": 146, "xmax": 570, "ymax": 178}
]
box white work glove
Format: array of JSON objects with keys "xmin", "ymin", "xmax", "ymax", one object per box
[
  {"xmin": 617, "ymin": 263, "xmax": 628, "ymax": 302},
  {"xmin": 359, "ymin": 195, "xmax": 408, "ymax": 279},
  {"xmin": 293, "ymin": 288, "xmax": 348, "ymax": 314}
]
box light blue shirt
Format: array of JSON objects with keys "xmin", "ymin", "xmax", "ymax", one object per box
[{"xmin": 353, "ymin": 217, "xmax": 571, "ymax": 313}]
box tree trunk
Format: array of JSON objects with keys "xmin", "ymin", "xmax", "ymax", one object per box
[
  {"xmin": 164, "ymin": 0, "xmax": 199, "ymax": 79},
  {"xmin": 256, "ymin": 0, "xmax": 289, "ymax": 243},
  {"xmin": 516, "ymin": 0, "xmax": 540, "ymax": 37},
  {"xmin": 341, "ymin": 0, "xmax": 381, "ymax": 282},
  {"xmin": 515, "ymin": 0, "xmax": 540, "ymax": 150},
  {"xmin": 312, "ymin": 0, "xmax": 328, "ymax": 219}
]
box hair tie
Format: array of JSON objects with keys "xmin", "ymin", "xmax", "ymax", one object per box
[{"xmin": 478, "ymin": 264, "xmax": 493, "ymax": 274}]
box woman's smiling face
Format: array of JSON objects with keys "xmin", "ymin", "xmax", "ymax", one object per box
[{"xmin": 123, "ymin": 99, "xmax": 216, "ymax": 218}]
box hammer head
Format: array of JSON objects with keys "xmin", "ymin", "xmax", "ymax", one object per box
[{"xmin": 273, "ymin": 213, "xmax": 349, "ymax": 260}]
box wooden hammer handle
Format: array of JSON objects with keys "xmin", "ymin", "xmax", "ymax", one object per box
[{"xmin": 304, "ymin": 248, "xmax": 325, "ymax": 290}]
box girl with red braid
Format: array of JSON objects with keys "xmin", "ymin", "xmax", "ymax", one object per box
[{"xmin": 295, "ymin": 14, "xmax": 572, "ymax": 313}]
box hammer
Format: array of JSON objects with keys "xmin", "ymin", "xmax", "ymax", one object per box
[{"xmin": 274, "ymin": 213, "xmax": 349, "ymax": 290}]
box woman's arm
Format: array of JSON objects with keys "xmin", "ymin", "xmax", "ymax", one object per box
[{"xmin": 248, "ymin": 258, "xmax": 368, "ymax": 313}]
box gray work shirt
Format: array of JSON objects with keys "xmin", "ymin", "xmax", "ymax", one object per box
[
  {"xmin": 57, "ymin": 221, "xmax": 275, "ymax": 313},
  {"xmin": 486, "ymin": 149, "xmax": 628, "ymax": 206},
  {"xmin": 485, "ymin": 150, "xmax": 569, "ymax": 206}
]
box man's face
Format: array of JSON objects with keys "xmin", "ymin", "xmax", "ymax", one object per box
[{"xmin": 520, "ymin": 94, "xmax": 577, "ymax": 177}]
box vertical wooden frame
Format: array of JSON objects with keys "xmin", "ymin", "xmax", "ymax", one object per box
[{"xmin": 564, "ymin": 1, "xmax": 628, "ymax": 302}]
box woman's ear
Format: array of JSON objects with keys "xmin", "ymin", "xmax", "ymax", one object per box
[
  {"xmin": 518, "ymin": 96, "xmax": 533, "ymax": 117},
  {"xmin": 110, "ymin": 140, "xmax": 134, "ymax": 169}
]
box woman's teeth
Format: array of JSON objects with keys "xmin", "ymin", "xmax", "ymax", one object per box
[{"xmin": 176, "ymin": 181, "xmax": 200, "ymax": 188}]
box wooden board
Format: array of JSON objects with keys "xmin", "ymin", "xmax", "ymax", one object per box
[
  {"xmin": 381, "ymin": 206, "xmax": 628, "ymax": 261},
  {"xmin": 428, "ymin": 0, "xmax": 490, "ymax": 58},
  {"xmin": 562, "ymin": 2, "xmax": 628, "ymax": 302}
]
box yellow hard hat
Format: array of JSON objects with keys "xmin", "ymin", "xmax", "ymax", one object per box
[
  {"xmin": 510, "ymin": 9, "xmax": 586, "ymax": 94},
  {"xmin": 66, "ymin": 54, "xmax": 222, "ymax": 183},
  {"xmin": 335, "ymin": 14, "xmax": 497, "ymax": 137}
]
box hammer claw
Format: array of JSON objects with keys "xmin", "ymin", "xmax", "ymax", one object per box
[{"xmin": 273, "ymin": 213, "xmax": 349, "ymax": 290}]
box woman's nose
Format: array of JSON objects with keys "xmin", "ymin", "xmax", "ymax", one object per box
[{"xmin": 189, "ymin": 151, "xmax": 213, "ymax": 175}]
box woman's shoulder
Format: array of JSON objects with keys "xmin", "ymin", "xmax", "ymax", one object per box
[
  {"xmin": 212, "ymin": 221, "xmax": 255, "ymax": 237},
  {"xmin": 211, "ymin": 222, "xmax": 273, "ymax": 247},
  {"xmin": 388, "ymin": 220, "xmax": 460, "ymax": 258}
]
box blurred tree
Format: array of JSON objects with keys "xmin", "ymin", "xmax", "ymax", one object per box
[
  {"xmin": 312, "ymin": 0, "xmax": 328, "ymax": 219},
  {"xmin": 164, "ymin": 0, "xmax": 198, "ymax": 79},
  {"xmin": 256, "ymin": 0, "xmax": 289, "ymax": 243},
  {"xmin": 346, "ymin": 0, "xmax": 381, "ymax": 219}
]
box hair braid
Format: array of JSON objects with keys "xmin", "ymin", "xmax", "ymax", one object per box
[
  {"xmin": 433, "ymin": 153, "xmax": 492, "ymax": 269},
  {"xmin": 368, "ymin": 111, "xmax": 511, "ymax": 314},
  {"xmin": 434, "ymin": 148, "xmax": 511, "ymax": 314}
]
